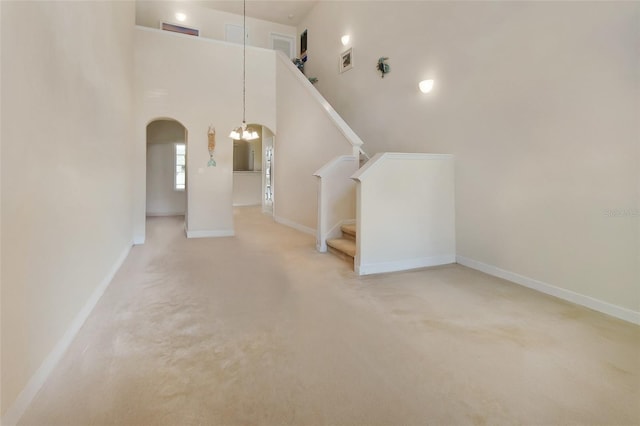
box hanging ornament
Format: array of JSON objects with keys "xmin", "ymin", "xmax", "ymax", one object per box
[
  {"xmin": 208, "ymin": 126, "xmax": 216, "ymax": 167},
  {"xmin": 377, "ymin": 57, "xmax": 390, "ymax": 78}
]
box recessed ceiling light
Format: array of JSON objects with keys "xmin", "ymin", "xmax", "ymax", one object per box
[
  {"xmin": 175, "ymin": 12, "xmax": 186, "ymax": 22},
  {"xmin": 341, "ymin": 35, "xmax": 350, "ymax": 46}
]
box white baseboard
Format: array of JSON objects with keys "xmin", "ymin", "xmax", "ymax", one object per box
[
  {"xmin": 356, "ymin": 255, "xmax": 456, "ymax": 276},
  {"xmin": 145, "ymin": 211, "xmax": 185, "ymax": 217},
  {"xmin": 232, "ymin": 202, "xmax": 261, "ymax": 207},
  {"xmin": 133, "ymin": 235, "xmax": 145, "ymax": 245},
  {"xmin": 456, "ymin": 255, "xmax": 640, "ymax": 325},
  {"xmin": 274, "ymin": 215, "xmax": 316, "ymax": 236},
  {"xmin": 1, "ymin": 244, "xmax": 132, "ymax": 426},
  {"xmin": 186, "ymin": 229, "xmax": 234, "ymax": 238}
]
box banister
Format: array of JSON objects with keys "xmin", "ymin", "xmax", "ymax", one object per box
[
  {"xmin": 313, "ymin": 155, "xmax": 357, "ymax": 177},
  {"xmin": 351, "ymin": 152, "xmax": 454, "ymax": 181},
  {"xmin": 275, "ymin": 51, "xmax": 364, "ymax": 150}
]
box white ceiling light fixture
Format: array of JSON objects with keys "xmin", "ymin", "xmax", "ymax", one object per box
[
  {"xmin": 341, "ymin": 35, "xmax": 350, "ymax": 46},
  {"xmin": 175, "ymin": 12, "xmax": 186, "ymax": 22},
  {"xmin": 419, "ymin": 79, "xmax": 435, "ymax": 93},
  {"xmin": 229, "ymin": 0, "xmax": 259, "ymax": 141}
]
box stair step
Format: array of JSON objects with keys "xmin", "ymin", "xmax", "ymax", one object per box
[
  {"xmin": 326, "ymin": 238, "xmax": 356, "ymax": 258},
  {"xmin": 341, "ymin": 223, "xmax": 356, "ymax": 238}
]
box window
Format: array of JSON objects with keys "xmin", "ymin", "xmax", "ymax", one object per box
[{"xmin": 175, "ymin": 143, "xmax": 186, "ymax": 191}]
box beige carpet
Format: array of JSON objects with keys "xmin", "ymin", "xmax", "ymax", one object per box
[{"xmin": 19, "ymin": 207, "xmax": 640, "ymax": 425}]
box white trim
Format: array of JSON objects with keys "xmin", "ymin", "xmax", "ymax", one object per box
[
  {"xmin": 133, "ymin": 235, "xmax": 145, "ymax": 245},
  {"xmin": 274, "ymin": 215, "xmax": 316, "ymax": 236},
  {"xmin": 186, "ymin": 229, "xmax": 234, "ymax": 238},
  {"xmin": 356, "ymin": 255, "xmax": 456, "ymax": 276},
  {"xmin": 145, "ymin": 212, "xmax": 185, "ymax": 217},
  {"xmin": 136, "ymin": 26, "xmax": 273, "ymax": 53},
  {"xmin": 232, "ymin": 202, "xmax": 261, "ymax": 207},
  {"xmin": 313, "ymin": 155, "xmax": 357, "ymax": 177},
  {"xmin": 1, "ymin": 244, "xmax": 132, "ymax": 426},
  {"xmin": 456, "ymin": 256, "xmax": 640, "ymax": 325},
  {"xmin": 351, "ymin": 152, "xmax": 454, "ymax": 181},
  {"xmin": 269, "ymin": 32, "xmax": 295, "ymax": 59}
]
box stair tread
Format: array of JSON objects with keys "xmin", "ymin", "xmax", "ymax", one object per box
[
  {"xmin": 341, "ymin": 223, "xmax": 356, "ymax": 237},
  {"xmin": 327, "ymin": 238, "xmax": 356, "ymax": 257}
]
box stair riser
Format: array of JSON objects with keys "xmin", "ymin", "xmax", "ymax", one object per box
[{"xmin": 327, "ymin": 246, "xmax": 355, "ymax": 264}]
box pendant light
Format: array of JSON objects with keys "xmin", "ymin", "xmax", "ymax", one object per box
[{"xmin": 229, "ymin": 0, "xmax": 259, "ymax": 141}]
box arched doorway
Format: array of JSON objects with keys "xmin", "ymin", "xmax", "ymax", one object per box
[
  {"xmin": 146, "ymin": 119, "xmax": 188, "ymax": 230},
  {"xmin": 231, "ymin": 123, "xmax": 275, "ymax": 216}
]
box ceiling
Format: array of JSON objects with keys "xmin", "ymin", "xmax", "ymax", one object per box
[{"xmin": 194, "ymin": 0, "xmax": 319, "ymax": 26}]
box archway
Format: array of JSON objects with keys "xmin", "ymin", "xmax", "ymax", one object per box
[
  {"xmin": 231, "ymin": 123, "xmax": 275, "ymax": 216},
  {"xmin": 145, "ymin": 118, "xmax": 189, "ymax": 231}
]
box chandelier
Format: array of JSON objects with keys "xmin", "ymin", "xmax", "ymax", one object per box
[{"xmin": 229, "ymin": 0, "xmax": 259, "ymax": 141}]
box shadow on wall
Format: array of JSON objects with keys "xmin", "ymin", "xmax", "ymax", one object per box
[{"xmin": 146, "ymin": 119, "xmax": 188, "ymax": 219}]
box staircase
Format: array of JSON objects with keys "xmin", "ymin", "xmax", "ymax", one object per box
[{"xmin": 326, "ymin": 223, "xmax": 356, "ymax": 262}]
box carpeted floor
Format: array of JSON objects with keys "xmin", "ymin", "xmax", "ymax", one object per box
[{"xmin": 19, "ymin": 207, "xmax": 640, "ymax": 425}]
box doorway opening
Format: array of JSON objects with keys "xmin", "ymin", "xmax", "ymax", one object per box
[
  {"xmin": 146, "ymin": 119, "xmax": 189, "ymax": 231},
  {"xmin": 230, "ymin": 124, "xmax": 275, "ymax": 215}
]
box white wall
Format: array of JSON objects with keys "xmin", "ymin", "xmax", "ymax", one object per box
[
  {"xmin": 136, "ymin": 0, "xmax": 296, "ymax": 50},
  {"xmin": 1, "ymin": 0, "xmax": 135, "ymax": 419},
  {"xmin": 233, "ymin": 172, "xmax": 262, "ymax": 206},
  {"xmin": 298, "ymin": 2, "xmax": 640, "ymax": 314},
  {"xmin": 353, "ymin": 154, "xmax": 456, "ymax": 275},
  {"xmin": 134, "ymin": 27, "xmax": 276, "ymax": 241},
  {"xmin": 275, "ymin": 53, "xmax": 358, "ymax": 233}
]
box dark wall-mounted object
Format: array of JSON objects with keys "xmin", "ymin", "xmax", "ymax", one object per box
[
  {"xmin": 300, "ymin": 29, "xmax": 308, "ymax": 57},
  {"xmin": 293, "ymin": 58, "xmax": 305, "ymax": 73},
  {"xmin": 161, "ymin": 22, "xmax": 199, "ymax": 36}
]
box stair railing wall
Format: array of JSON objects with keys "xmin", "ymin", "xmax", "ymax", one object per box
[
  {"xmin": 313, "ymin": 155, "xmax": 358, "ymax": 252},
  {"xmin": 274, "ymin": 51, "xmax": 364, "ymax": 233},
  {"xmin": 351, "ymin": 153, "xmax": 456, "ymax": 275}
]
